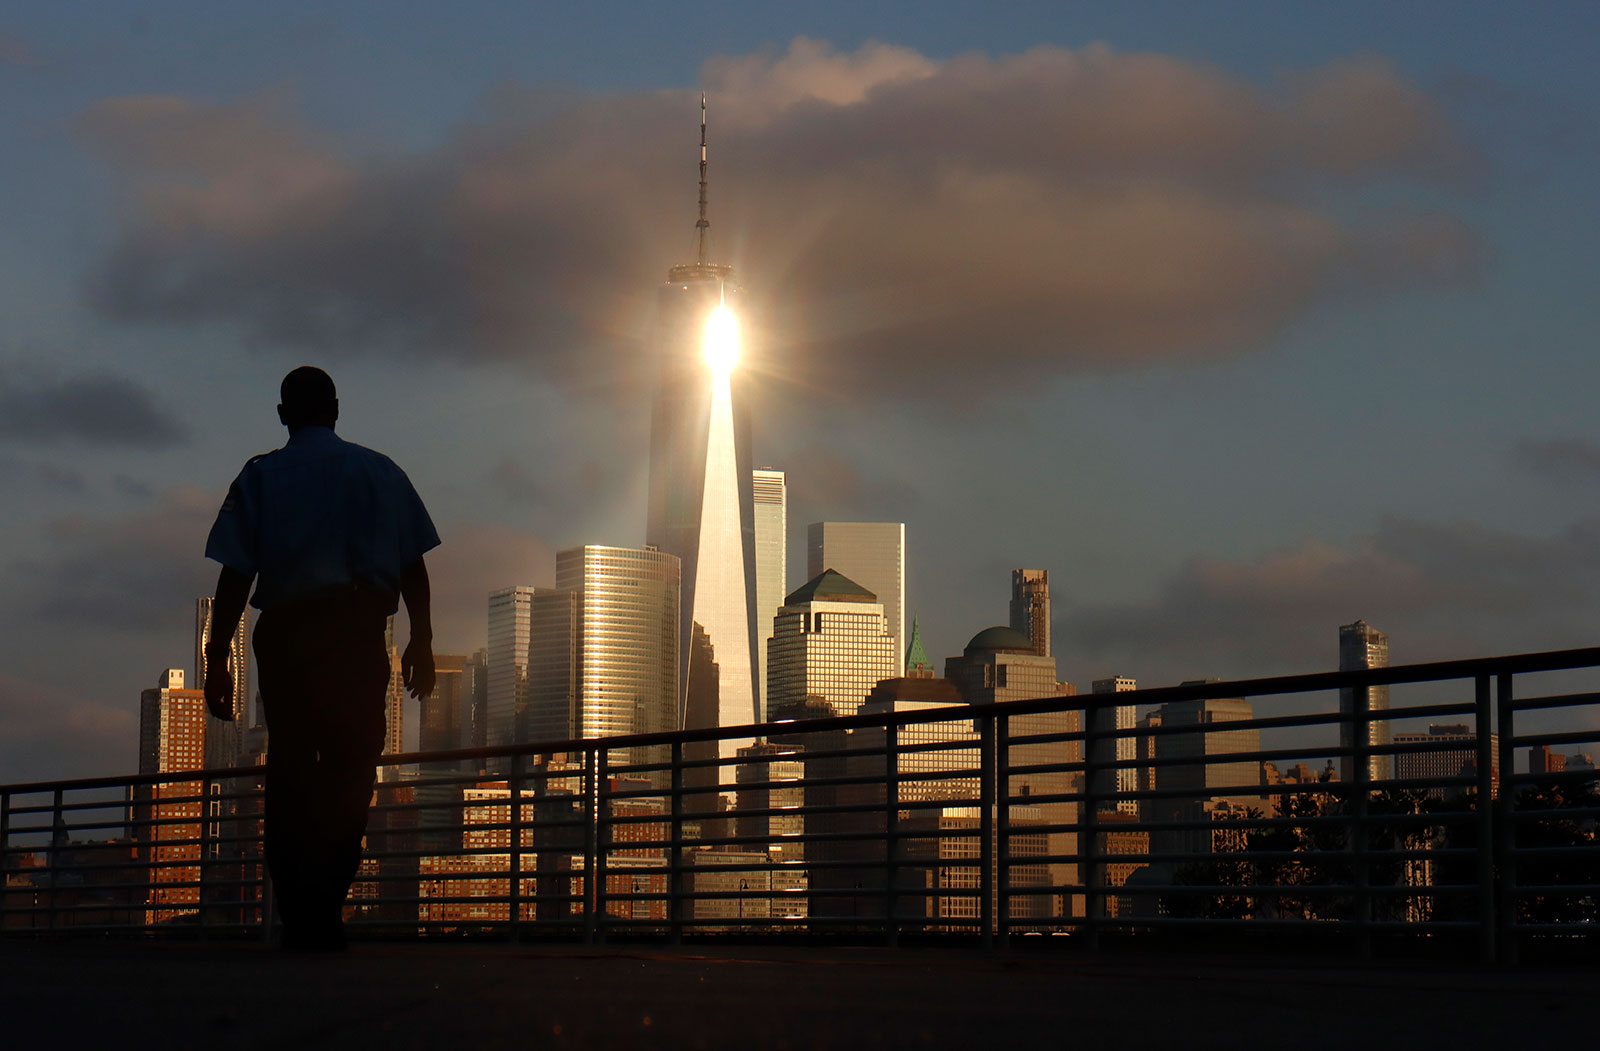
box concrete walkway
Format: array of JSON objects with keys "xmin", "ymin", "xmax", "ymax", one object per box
[{"xmin": 3, "ymin": 940, "xmax": 1592, "ymax": 1049}]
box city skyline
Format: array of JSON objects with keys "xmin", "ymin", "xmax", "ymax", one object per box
[{"xmin": 2, "ymin": 4, "xmax": 1599, "ymax": 782}]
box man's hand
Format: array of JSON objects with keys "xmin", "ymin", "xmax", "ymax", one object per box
[
  {"xmin": 205, "ymin": 663, "xmax": 235, "ymax": 721},
  {"xmin": 402, "ymin": 637, "xmax": 435, "ymax": 700}
]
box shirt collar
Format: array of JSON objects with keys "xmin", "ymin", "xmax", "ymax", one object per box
[{"xmin": 286, "ymin": 426, "xmax": 340, "ymax": 447}]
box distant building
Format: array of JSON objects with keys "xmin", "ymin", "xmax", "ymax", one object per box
[
  {"xmin": 195, "ymin": 597, "xmax": 251, "ymax": 769},
  {"xmin": 1339, "ymin": 620, "xmax": 1392, "ymax": 783},
  {"xmin": 1529, "ymin": 744, "xmax": 1566, "ymax": 776},
  {"xmin": 1092, "ymin": 677, "xmax": 1138, "ymax": 815},
  {"xmin": 421, "ymin": 653, "xmax": 470, "ymax": 759},
  {"xmin": 766, "ymin": 569, "xmax": 898, "ymax": 719},
  {"xmin": 752, "ymin": 468, "xmax": 786, "ymax": 721},
  {"xmin": 1393, "ymin": 723, "xmax": 1498, "ymax": 800},
  {"xmin": 465, "ymin": 647, "xmax": 489, "ymax": 750},
  {"xmin": 137, "ymin": 668, "xmax": 207, "ymax": 924},
  {"xmin": 1009, "ymin": 569, "xmax": 1051, "ymax": 658},
  {"xmin": 1149, "ymin": 688, "xmax": 1265, "ymax": 856},
  {"xmin": 487, "ymin": 586, "xmax": 537, "ymax": 750},
  {"xmin": 807, "ymin": 522, "xmax": 905, "ymax": 671},
  {"xmin": 903, "ymin": 616, "xmax": 934, "ymax": 677},
  {"xmin": 524, "ymin": 546, "xmax": 681, "ymax": 773}
]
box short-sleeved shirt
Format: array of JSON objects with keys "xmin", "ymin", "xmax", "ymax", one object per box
[{"xmin": 205, "ymin": 426, "xmax": 441, "ymax": 614}]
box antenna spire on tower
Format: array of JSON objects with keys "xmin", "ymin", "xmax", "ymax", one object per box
[{"xmin": 696, "ymin": 92, "xmax": 710, "ymax": 265}]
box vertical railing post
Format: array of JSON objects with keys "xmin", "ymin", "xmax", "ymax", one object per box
[
  {"xmin": 1081, "ymin": 702, "xmax": 1100, "ymax": 952},
  {"xmin": 198, "ymin": 777, "xmax": 214, "ymax": 938},
  {"xmin": 980, "ymin": 715, "xmax": 996, "ymax": 950},
  {"xmin": 0, "ymin": 789, "xmax": 11, "ymax": 933},
  {"xmin": 884, "ymin": 722, "xmax": 900, "ymax": 947},
  {"xmin": 670, "ymin": 741, "xmax": 684, "ymax": 944},
  {"xmin": 1350, "ymin": 678, "xmax": 1373, "ymax": 958},
  {"xmin": 996, "ymin": 714, "xmax": 1012, "ymax": 951},
  {"xmin": 1495, "ymin": 672, "xmax": 1517, "ymax": 965},
  {"xmin": 593, "ymin": 749, "xmax": 610, "ymax": 944},
  {"xmin": 507, "ymin": 754, "xmax": 524, "ymax": 940},
  {"xmin": 47, "ymin": 788, "xmax": 63, "ymax": 932},
  {"xmin": 1473, "ymin": 674, "xmax": 1495, "ymax": 965}
]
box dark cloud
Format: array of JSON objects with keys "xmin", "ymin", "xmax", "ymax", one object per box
[
  {"xmin": 1061, "ymin": 516, "xmax": 1600, "ymax": 687},
  {"xmin": 781, "ymin": 442, "xmax": 921, "ymax": 522},
  {"xmin": 0, "ymin": 673, "xmax": 134, "ymax": 784},
  {"xmin": 1517, "ymin": 437, "xmax": 1600, "ymax": 477},
  {"xmin": 0, "ymin": 32, "xmax": 44, "ymax": 69},
  {"xmin": 79, "ymin": 40, "xmax": 1478, "ymax": 401},
  {"xmin": 0, "ymin": 370, "xmax": 188, "ymax": 447},
  {"xmin": 11, "ymin": 486, "xmax": 217, "ymax": 632},
  {"xmin": 409, "ymin": 520, "xmax": 555, "ymax": 653},
  {"xmin": 0, "ymin": 455, "xmax": 88, "ymax": 492}
]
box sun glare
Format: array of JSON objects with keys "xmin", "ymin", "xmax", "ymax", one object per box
[{"xmin": 703, "ymin": 305, "xmax": 740, "ymax": 375}]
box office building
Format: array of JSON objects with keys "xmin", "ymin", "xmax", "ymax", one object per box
[
  {"xmin": 487, "ymin": 586, "xmax": 537, "ymax": 750},
  {"xmin": 1149, "ymin": 689, "xmax": 1265, "ymax": 856},
  {"xmin": 381, "ymin": 616, "xmax": 405, "ymax": 764},
  {"xmin": 1394, "ymin": 723, "xmax": 1498, "ymax": 799},
  {"xmin": 1092, "ymin": 677, "xmax": 1138, "ymax": 815},
  {"xmin": 524, "ymin": 587, "xmax": 578, "ymax": 744},
  {"xmin": 766, "ymin": 569, "xmax": 898, "ymax": 719},
  {"xmin": 647, "ymin": 102, "xmax": 759, "ymax": 752},
  {"xmin": 567, "ymin": 546, "xmax": 680, "ymax": 743},
  {"xmin": 807, "ymin": 522, "xmax": 905, "ymax": 668},
  {"xmin": 420, "ymin": 653, "xmax": 470, "ymax": 755},
  {"xmin": 465, "ymin": 648, "xmax": 489, "ymax": 749},
  {"xmin": 752, "ymin": 468, "xmax": 786, "ymax": 721},
  {"xmin": 196, "ymin": 597, "xmax": 251, "ymax": 769},
  {"xmin": 137, "ymin": 669, "xmax": 207, "ymax": 923},
  {"xmin": 1339, "ymin": 619, "xmax": 1392, "ymax": 783},
  {"xmin": 1009, "ymin": 569, "xmax": 1051, "ymax": 657}
]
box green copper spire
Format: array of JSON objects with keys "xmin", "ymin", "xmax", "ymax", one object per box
[{"xmin": 904, "ymin": 616, "xmax": 931, "ymax": 675}]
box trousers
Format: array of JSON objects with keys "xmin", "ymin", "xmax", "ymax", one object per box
[{"xmin": 255, "ymin": 593, "xmax": 391, "ymax": 935}]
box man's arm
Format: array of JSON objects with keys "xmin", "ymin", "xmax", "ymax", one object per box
[
  {"xmin": 203, "ymin": 566, "xmax": 252, "ymax": 720},
  {"xmin": 399, "ymin": 556, "xmax": 435, "ymax": 700}
]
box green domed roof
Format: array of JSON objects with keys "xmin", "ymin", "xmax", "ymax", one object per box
[{"xmin": 964, "ymin": 625, "xmax": 1036, "ymax": 655}]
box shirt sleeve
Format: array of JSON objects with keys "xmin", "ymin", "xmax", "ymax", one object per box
[
  {"xmin": 388, "ymin": 462, "xmax": 441, "ymax": 567},
  {"xmin": 204, "ymin": 466, "xmax": 259, "ymax": 577}
]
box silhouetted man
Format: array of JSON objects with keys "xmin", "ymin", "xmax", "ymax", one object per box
[{"xmin": 202, "ymin": 366, "xmax": 439, "ymax": 950}]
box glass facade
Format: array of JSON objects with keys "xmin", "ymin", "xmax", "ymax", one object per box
[
  {"xmin": 1339, "ymin": 619, "xmax": 1392, "ymax": 782},
  {"xmin": 487, "ymin": 585, "xmax": 536, "ymax": 751},
  {"xmin": 806, "ymin": 522, "xmax": 905, "ymax": 668},
  {"xmin": 752, "ymin": 468, "xmax": 786, "ymax": 722},
  {"xmin": 767, "ymin": 595, "xmax": 898, "ymax": 719}
]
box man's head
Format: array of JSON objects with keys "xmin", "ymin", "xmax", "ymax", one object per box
[{"xmin": 277, "ymin": 366, "xmax": 339, "ymax": 431}]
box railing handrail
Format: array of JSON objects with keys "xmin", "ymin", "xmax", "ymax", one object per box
[{"xmin": 8, "ymin": 644, "xmax": 1599, "ymax": 796}]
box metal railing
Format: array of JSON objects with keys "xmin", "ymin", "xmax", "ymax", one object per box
[{"xmin": 5, "ymin": 646, "xmax": 1600, "ymax": 962}]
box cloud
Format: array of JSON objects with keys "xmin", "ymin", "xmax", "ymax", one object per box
[
  {"xmin": 0, "ymin": 673, "xmax": 135, "ymax": 785},
  {"xmin": 0, "ymin": 32, "xmax": 44, "ymax": 69},
  {"xmin": 409, "ymin": 520, "xmax": 555, "ymax": 654},
  {"xmin": 0, "ymin": 370, "xmax": 189, "ymax": 447},
  {"xmin": 10, "ymin": 486, "xmax": 218, "ymax": 633},
  {"xmin": 1063, "ymin": 516, "xmax": 1600, "ymax": 686},
  {"xmin": 1517, "ymin": 437, "xmax": 1600, "ymax": 477},
  {"xmin": 79, "ymin": 39, "xmax": 1478, "ymax": 401}
]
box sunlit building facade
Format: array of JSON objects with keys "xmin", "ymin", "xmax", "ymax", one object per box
[
  {"xmin": 752, "ymin": 467, "xmax": 787, "ymax": 721},
  {"xmin": 807, "ymin": 522, "xmax": 905, "ymax": 669},
  {"xmin": 487, "ymin": 585, "xmax": 537, "ymax": 751},
  {"xmin": 137, "ymin": 668, "xmax": 207, "ymax": 924},
  {"xmin": 1008, "ymin": 569, "xmax": 1051, "ymax": 658},
  {"xmin": 195, "ymin": 597, "xmax": 251, "ymax": 770},
  {"xmin": 1092, "ymin": 676, "xmax": 1139, "ymax": 815},
  {"xmin": 766, "ymin": 570, "xmax": 898, "ymax": 719},
  {"xmin": 1339, "ymin": 619, "xmax": 1392, "ymax": 783}
]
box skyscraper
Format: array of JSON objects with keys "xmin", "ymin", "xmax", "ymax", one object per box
[
  {"xmin": 1339, "ymin": 619, "xmax": 1392, "ymax": 783},
  {"xmin": 1009, "ymin": 569, "xmax": 1051, "ymax": 658},
  {"xmin": 525, "ymin": 546, "xmax": 681, "ymax": 768},
  {"xmin": 420, "ymin": 654, "xmax": 470, "ymax": 754},
  {"xmin": 138, "ymin": 669, "xmax": 207, "ymax": 922},
  {"xmin": 196, "ymin": 597, "xmax": 251, "ymax": 769},
  {"xmin": 752, "ymin": 467, "xmax": 786, "ymax": 721},
  {"xmin": 806, "ymin": 522, "xmax": 905, "ymax": 667},
  {"xmin": 766, "ymin": 570, "xmax": 898, "ymax": 719},
  {"xmin": 646, "ymin": 99, "xmax": 759, "ymax": 752},
  {"xmin": 487, "ymin": 585, "xmax": 537, "ymax": 750},
  {"xmin": 1092, "ymin": 676, "xmax": 1138, "ymax": 815}
]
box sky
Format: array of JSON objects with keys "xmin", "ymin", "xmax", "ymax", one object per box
[{"xmin": 2, "ymin": 1, "xmax": 1598, "ymax": 783}]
